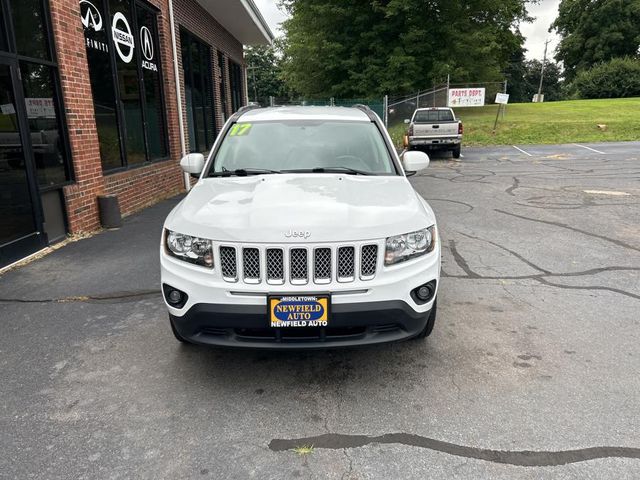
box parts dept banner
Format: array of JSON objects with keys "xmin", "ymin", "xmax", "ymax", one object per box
[{"xmin": 447, "ymin": 88, "xmax": 486, "ymax": 107}]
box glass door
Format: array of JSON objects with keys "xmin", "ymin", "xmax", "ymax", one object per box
[{"xmin": 0, "ymin": 58, "xmax": 45, "ymax": 267}]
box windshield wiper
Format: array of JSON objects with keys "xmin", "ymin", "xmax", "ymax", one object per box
[
  {"xmin": 281, "ymin": 167, "xmax": 372, "ymax": 175},
  {"xmin": 210, "ymin": 168, "xmax": 280, "ymax": 177}
]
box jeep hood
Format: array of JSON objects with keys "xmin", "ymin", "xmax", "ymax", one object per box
[{"xmin": 165, "ymin": 174, "xmax": 435, "ymax": 243}]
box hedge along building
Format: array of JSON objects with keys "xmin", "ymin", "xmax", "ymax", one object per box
[{"xmin": 0, "ymin": 0, "xmax": 272, "ymax": 267}]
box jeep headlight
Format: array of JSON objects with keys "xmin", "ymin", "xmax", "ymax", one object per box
[
  {"xmin": 165, "ymin": 230, "xmax": 213, "ymax": 268},
  {"xmin": 385, "ymin": 226, "xmax": 436, "ymax": 265}
]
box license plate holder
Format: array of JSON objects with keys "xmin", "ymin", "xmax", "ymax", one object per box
[{"xmin": 268, "ymin": 294, "xmax": 330, "ymax": 328}]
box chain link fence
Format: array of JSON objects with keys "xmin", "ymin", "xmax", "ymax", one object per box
[{"xmin": 385, "ymin": 81, "xmax": 507, "ymax": 147}]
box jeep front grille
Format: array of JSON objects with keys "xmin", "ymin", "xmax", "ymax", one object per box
[
  {"xmin": 242, "ymin": 248, "xmax": 260, "ymax": 283},
  {"xmin": 217, "ymin": 243, "xmax": 380, "ymax": 285},
  {"xmin": 290, "ymin": 248, "xmax": 308, "ymax": 283},
  {"xmin": 219, "ymin": 246, "xmax": 237, "ymax": 280}
]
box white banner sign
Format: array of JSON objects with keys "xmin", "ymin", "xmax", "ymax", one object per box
[
  {"xmin": 25, "ymin": 98, "xmax": 56, "ymax": 118},
  {"xmin": 448, "ymin": 88, "xmax": 485, "ymax": 107},
  {"xmin": 495, "ymin": 93, "xmax": 510, "ymax": 104}
]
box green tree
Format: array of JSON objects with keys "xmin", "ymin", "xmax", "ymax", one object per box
[
  {"xmin": 506, "ymin": 57, "xmax": 563, "ymax": 102},
  {"xmin": 552, "ymin": 0, "xmax": 640, "ymax": 81},
  {"xmin": 570, "ymin": 57, "xmax": 640, "ymax": 98},
  {"xmin": 280, "ymin": 0, "xmax": 530, "ymax": 98},
  {"xmin": 245, "ymin": 42, "xmax": 291, "ymax": 104}
]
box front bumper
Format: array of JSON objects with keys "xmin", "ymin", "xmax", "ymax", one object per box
[{"xmin": 169, "ymin": 299, "xmax": 433, "ymax": 349}]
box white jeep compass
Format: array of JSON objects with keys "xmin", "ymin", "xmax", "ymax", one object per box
[{"xmin": 160, "ymin": 105, "xmax": 440, "ymax": 349}]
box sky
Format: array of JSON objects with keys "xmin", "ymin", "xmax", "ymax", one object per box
[{"xmin": 253, "ymin": 0, "xmax": 562, "ymax": 61}]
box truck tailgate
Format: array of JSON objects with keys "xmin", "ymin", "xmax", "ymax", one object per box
[{"xmin": 413, "ymin": 122, "xmax": 459, "ymax": 137}]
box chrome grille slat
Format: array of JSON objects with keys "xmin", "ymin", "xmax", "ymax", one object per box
[
  {"xmin": 314, "ymin": 248, "xmax": 332, "ymax": 283},
  {"xmin": 266, "ymin": 248, "xmax": 284, "ymax": 284},
  {"xmin": 219, "ymin": 246, "xmax": 237, "ymax": 280},
  {"xmin": 337, "ymin": 246, "xmax": 355, "ymax": 282},
  {"xmin": 242, "ymin": 248, "xmax": 260, "ymax": 282},
  {"xmin": 360, "ymin": 245, "xmax": 378, "ymax": 279},
  {"xmin": 290, "ymin": 248, "xmax": 308, "ymax": 283}
]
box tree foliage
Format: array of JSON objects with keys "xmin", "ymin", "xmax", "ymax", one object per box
[
  {"xmin": 244, "ymin": 41, "xmax": 292, "ymax": 104},
  {"xmin": 279, "ymin": 0, "xmax": 529, "ymax": 98},
  {"xmin": 569, "ymin": 57, "xmax": 640, "ymax": 98},
  {"xmin": 505, "ymin": 55, "xmax": 563, "ymax": 102},
  {"xmin": 552, "ymin": 0, "xmax": 640, "ymax": 81}
]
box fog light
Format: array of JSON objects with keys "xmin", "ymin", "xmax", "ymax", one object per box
[
  {"xmin": 417, "ymin": 285, "xmax": 432, "ymax": 301},
  {"xmin": 168, "ymin": 290, "xmax": 182, "ymax": 304}
]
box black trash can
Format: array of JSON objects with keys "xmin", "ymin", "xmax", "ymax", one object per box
[{"xmin": 97, "ymin": 194, "xmax": 122, "ymax": 228}]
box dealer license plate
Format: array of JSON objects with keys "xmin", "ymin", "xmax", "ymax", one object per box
[{"xmin": 268, "ymin": 295, "xmax": 330, "ymax": 328}]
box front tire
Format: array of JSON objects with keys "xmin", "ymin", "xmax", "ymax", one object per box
[{"xmin": 414, "ymin": 299, "xmax": 437, "ymax": 339}]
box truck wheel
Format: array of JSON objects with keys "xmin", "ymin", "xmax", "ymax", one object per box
[
  {"xmin": 414, "ymin": 298, "xmax": 437, "ymax": 340},
  {"xmin": 452, "ymin": 146, "xmax": 461, "ymax": 159},
  {"xmin": 170, "ymin": 316, "xmax": 193, "ymax": 344}
]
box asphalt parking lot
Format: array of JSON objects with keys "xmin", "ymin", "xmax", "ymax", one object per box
[{"xmin": 1, "ymin": 141, "xmax": 639, "ymax": 479}]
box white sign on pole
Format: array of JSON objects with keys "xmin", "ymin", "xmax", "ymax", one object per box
[
  {"xmin": 447, "ymin": 88, "xmax": 485, "ymax": 107},
  {"xmin": 495, "ymin": 93, "xmax": 510, "ymax": 104}
]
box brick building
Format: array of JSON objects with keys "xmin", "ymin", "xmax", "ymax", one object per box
[{"xmin": 0, "ymin": 0, "xmax": 272, "ymax": 267}]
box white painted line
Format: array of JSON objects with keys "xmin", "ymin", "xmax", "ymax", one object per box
[
  {"xmin": 512, "ymin": 145, "xmax": 532, "ymax": 157},
  {"xmin": 583, "ymin": 190, "xmax": 630, "ymax": 196},
  {"xmin": 572, "ymin": 143, "xmax": 606, "ymax": 154}
]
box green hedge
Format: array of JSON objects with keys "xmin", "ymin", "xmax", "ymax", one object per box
[{"xmin": 572, "ymin": 57, "xmax": 640, "ymax": 99}]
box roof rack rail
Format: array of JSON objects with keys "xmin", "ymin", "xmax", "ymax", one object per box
[
  {"xmin": 230, "ymin": 104, "xmax": 261, "ymax": 121},
  {"xmin": 353, "ymin": 103, "xmax": 377, "ymax": 121}
]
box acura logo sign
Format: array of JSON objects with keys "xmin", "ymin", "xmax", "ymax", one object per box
[
  {"xmin": 140, "ymin": 26, "xmax": 154, "ymax": 61},
  {"xmin": 79, "ymin": 0, "xmax": 102, "ymax": 32},
  {"xmin": 111, "ymin": 12, "xmax": 134, "ymax": 63}
]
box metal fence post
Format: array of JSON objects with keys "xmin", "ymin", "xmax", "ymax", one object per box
[
  {"xmin": 383, "ymin": 95, "xmax": 388, "ymax": 126},
  {"xmin": 269, "ymin": 96, "xmax": 275, "ymax": 107}
]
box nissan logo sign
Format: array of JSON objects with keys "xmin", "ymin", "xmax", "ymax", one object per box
[{"xmin": 111, "ymin": 12, "xmax": 134, "ymax": 63}]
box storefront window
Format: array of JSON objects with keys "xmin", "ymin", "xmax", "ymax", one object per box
[
  {"xmin": 20, "ymin": 61, "xmax": 70, "ymax": 186},
  {"xmin": 80, "ymin": 0, "xmax": 168, "ymax": 171},
  {"xmin": 181, "ymin": 29, "xmax": 216, "ymax": 153},
  {"xmin": 229, "ymin": 60, "xmax": 243, "ymax": 113},
  {"xmin": 10, "ymin": 0, "xmax": 50, "ymax": 60}
]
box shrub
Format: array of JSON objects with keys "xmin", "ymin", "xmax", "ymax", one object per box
[{"xmin": 571, "ymin": 57, "xmax": 640, "ymax": 99}]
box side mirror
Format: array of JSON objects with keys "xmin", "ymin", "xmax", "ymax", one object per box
[
  {"xmin": 401, "ymin": 150, "xmax": 430, "ymax": 174},
  {"xmin": 180, "ymin": 153, "xmax": 205, "ymax": 175},
  {"xmin": 404, "ymin": 119, "xmax": 410, "ymax": 124}
]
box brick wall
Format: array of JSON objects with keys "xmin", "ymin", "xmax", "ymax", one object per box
[
  {"xmin": 48, "ymin": 0, "xmax": 245, "ymax": 233},
  {"xmin": 173, "ymin": 0, "xmax": 245, "ymax": 150}
]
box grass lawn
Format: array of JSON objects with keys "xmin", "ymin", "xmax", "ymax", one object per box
[{"xmin": 388, "ymin": 97, "xmax": 640, "ymax": 147}]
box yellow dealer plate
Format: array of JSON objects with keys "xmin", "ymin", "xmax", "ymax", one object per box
[{"xmin": 269, "ymin": 295, "xmax": 329, "ymax": 328}]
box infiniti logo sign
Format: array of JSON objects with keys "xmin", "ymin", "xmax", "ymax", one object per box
[
  {"xmin": 79, "ymin": 0, "xmax": 102, "ymax": 31},
  {"xmin": 284, "ymin": 229, "xmax": 311, "ymax": 239}
]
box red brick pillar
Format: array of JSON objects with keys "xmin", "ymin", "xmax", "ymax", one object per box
[{"xmin": 49, "ymin": 0, "xmax": 104, "ymax": 233}]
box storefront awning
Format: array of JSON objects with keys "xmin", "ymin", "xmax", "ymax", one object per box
[{"xmin": 196, "ymin": 0, "xmax": 273, "ymax": 45}]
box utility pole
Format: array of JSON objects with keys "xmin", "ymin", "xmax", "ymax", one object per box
[{"xmin": 537, "ymin": 39, "xmax": 551, "ymax": 101}]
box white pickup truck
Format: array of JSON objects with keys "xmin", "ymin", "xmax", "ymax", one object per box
[{"xmin": 404, "ymin": 107, "xmax": 463, "ymax": 158}]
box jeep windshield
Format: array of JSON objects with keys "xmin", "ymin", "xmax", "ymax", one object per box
[{"xmin": 209, "ymin": 121, "xmax": 397, "ymax": 176}]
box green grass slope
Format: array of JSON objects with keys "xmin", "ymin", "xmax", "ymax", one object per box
[{"xmin": 389, "ymin": 97, "xmax": 640, "ymax": 147}]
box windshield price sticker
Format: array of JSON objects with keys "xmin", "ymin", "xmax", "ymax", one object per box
[
  {"xmin": 229, "ymin": 123, "xmax": 252, "ymax": 137},
  {"xmin": 270, "ymin": 296, "xmax": 329, "ymax": 328}
]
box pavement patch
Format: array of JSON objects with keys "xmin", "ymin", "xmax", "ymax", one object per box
[{"xmin": 269, "ymin": 433, "xmax": 640, "ymax": 467}]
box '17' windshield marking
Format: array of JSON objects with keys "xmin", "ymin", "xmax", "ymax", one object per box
[{"xmin": 229, "ymin": 123, "xmax": 252, "ymax": 137}]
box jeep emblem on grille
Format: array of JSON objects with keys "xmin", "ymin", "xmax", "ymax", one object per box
[{"xmin": 285, "ymin": 229, "xmax": 311, "ymax": 239}]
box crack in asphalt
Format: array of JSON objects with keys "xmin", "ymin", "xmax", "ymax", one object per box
[
  {"xmin": 0, "ymin": 290, "xmax": 159, "ymax": 304},
  {"xmin": 268, "ymin": 433, "xmax": 640, "ymax": 467},
  {"xmin": 494, "ymin": 209, "xmax": 640, "ymax": 252},
  {"xmin": 505, "ymin": 176, "xmax": 521, "ymax": 196},
  {"xmin": 446, "ymin": 234, "xmax": 640, "ymax": 300}
]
